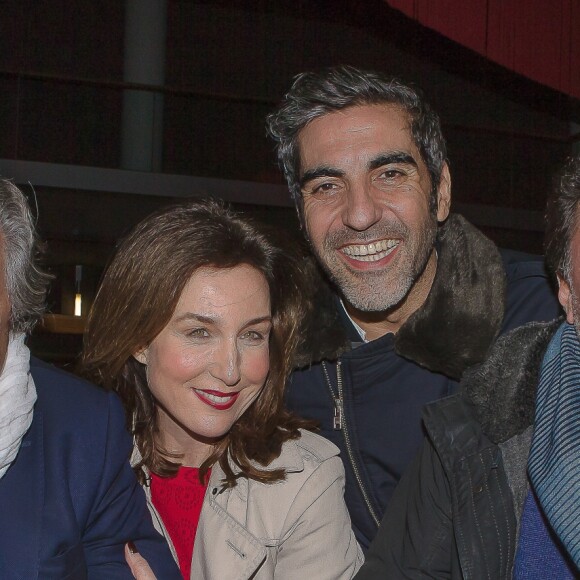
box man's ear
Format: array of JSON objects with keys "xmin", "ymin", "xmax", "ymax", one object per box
[
  {"xmin": 557, "ymin": 273, "xmax": 575, "ymax": 324},
  {"xmin": 436, "ymin": 162, "xmax": 451, "ymax": 222},
  {"xmin": 133, "ymin": 348, "xmax": 148, "ymax": 365}
]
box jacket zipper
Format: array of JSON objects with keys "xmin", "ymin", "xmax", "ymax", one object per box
[{"xmin": 322, "ymin": 360, "xmax": 380, "ymax": 528}]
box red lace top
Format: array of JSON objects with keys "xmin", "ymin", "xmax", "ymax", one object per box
[{"xmin": 150, "ymin": 468, "xmax": 209, "ymax": 579}]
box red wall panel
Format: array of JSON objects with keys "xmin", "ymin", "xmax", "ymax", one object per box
[{"xmin": 386, "ymin": 0, "xmax": 580, "ymax": 99}]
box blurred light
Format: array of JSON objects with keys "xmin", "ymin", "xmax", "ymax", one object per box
[
  {"xmin": 74, "ymin": 265, "xmax": 83, "ymax": 317},
  {"xmin": 74, "ymin": 293, "xmax": 82, "ymax": 317}
]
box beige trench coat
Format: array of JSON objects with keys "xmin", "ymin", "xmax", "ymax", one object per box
[{"xmin": 137, "ymin": 430, "xmax": 363, "ymax": 579}]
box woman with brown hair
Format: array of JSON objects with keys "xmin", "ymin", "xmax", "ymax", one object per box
[{"xmin": 81, "ymin": 200, "xmax": 362, "ymax": 580}]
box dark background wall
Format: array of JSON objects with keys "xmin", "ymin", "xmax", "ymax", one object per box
[
  {"xmin": 0, "ymin": 0, "xmax": 578, "ymax": 361},
  {"xmin": 1, "ymin": 1, "xmax": 576, "ymax": 193}
]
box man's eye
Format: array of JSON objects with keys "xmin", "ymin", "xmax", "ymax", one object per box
[
  {"xmin": 312, "ymin": 182, "xmax": 339, "ymax": 195},
  {"xmin": 381, "ymin": 169, "xmax": 404, "ymax": 179}
]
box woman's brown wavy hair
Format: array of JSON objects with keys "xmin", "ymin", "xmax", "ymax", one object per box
[{"xmin": 80, "ymin": 199, "xmax": 314, "ymax": 487}]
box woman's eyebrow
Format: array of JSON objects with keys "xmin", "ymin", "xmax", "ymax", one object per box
[
  {"xmin": 174, "ymin": 313, "xmax": 272, "ymax": 326},
  {"xmin": 173, "ymin": 312, "xmax": 215, "ymax": 324},
  {"xmin": 243, "ymin": 316, "xmax": 273, "ymax": 327}
]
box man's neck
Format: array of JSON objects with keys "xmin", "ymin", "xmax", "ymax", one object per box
[{"xmin": 345, "ymin": 251, "xmax": 438, "ymax": 341}]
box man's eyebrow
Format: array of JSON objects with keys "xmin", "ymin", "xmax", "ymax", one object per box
[
  {"xmin": 299, "ymin": 166, "xmax": 344, "ymax": 189},
  {"xmin": 369, "ymin": 152, "xmax": 417, "ymax": 171}
]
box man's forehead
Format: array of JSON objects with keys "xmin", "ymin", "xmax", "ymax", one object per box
[
  {"xmin": 300, "ymin": 103, "xmax": 410, "ymax": 136},
  {"xmin": 297, "ymin": 104, "xmax": 417, "ymax": 171}
]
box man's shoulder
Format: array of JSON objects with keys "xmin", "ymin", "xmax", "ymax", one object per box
[
  {"xmin": 500, "ymin": 248, "xmax": 550, "ymax": 280},
  {"xmin": 424, "ymin": 320, "xmax": 560, "ymax": 454},
  {"xmin": 32, "ymin": 357, "xmax": 107, "ymax": 397},
  {"xmin": 498, "ymin": 248, "xmax": 560, "ymax": 332},
  {"xmin": 460, "ymin": 320, "xmax": 561, "ymax": 442},
  {"xmin": 30, "ymin": 357, "xmax": 124, "ymax": 428}
]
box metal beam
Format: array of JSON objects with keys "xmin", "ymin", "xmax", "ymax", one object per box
[
  {"xmin": 0, "ymin": 158, "xmax": 544, "ymax": 231},
  {"xmin": 0, "ymin": 158, "xmax": 292, "ymax": 207}
]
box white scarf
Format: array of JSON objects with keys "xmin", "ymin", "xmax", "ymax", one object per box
[{"xmin": 0, "ymin": 333, "xmax": 36, "ymax": 479}]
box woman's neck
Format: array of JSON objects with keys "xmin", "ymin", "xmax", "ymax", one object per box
[{"xmin": 156, "ymin": 409, "xmax": 216, "ymax": 467}]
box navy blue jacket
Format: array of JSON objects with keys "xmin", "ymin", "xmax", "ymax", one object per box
[
  {"xmin": 0, "ymin": 357, "xmax": 181, "ymax": 579},
  {"xmin": 287, "ymin": 215, "xmax": 561, "ymax": 550}
]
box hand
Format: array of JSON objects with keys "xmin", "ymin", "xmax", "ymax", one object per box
[{"xmin": 125, "ymin": 542, "xmax": 158, "ymax": 580}]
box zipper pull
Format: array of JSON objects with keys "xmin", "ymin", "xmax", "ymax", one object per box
[{"xmin": 333, "ymin": 398, "xmax": 343, "ymax": 430}]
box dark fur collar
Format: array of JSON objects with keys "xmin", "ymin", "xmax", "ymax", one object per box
[
  {"xmin": 461, "ymin": 319, "xmax": 561, "ymax": 444},
  {"xmin": 294, "ymin": 214, "xmax": 507, "ymax": 379}
]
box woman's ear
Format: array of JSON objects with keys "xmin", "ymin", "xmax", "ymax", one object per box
[{"xmin": 133, "ymin": 348, "xmax": 148, "ymax": 365}]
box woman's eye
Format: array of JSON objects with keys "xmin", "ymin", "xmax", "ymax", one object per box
[
  {"xmin": 241, "ymin": 330, "xmax": 265, "ymax": 342},
  {"xmin": 188, "ymin": 328, "xmax": 209, "ymax": 338}
]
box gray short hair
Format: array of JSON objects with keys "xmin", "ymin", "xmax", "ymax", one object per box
[
  {"xmin": 0, "ymin": 179, "xmax": 50, "ymax": 332},
  {"xmin": 266, "ymin": 65, "xmax": 447, "ymax": 215},
  {"xmin": 545, "ymin": 155, "xmax": 580, "ymax": 282}
]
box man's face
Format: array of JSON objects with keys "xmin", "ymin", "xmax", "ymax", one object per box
[
  {"xmin": 558, "ymin": 218, "xmax": 580, "ymax": 336},
  {"xmin": 0, "ymin": 241, "xmax": 10, "ymax": 373},
  {"xmin": 297, "ymin": 104, "xmax": 450, "ymax": 313}
]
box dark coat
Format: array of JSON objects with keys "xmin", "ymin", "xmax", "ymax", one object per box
[
  {"xmin": 356, "ymin": 320, "xmax": 560, "ymax": 579},
  {"xmin": 0, "ymin": 357, "xmax": 181, "ymax": 580},
  {"xmin": 287, "ymin": 215, "xmax": 561, "ymax": 549}
]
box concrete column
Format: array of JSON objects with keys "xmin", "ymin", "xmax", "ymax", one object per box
[{"xmin": 121, "ymin": 0, "xmax": 167, "ymax": 172}]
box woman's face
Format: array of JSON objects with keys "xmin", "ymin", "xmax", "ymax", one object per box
[{"xmin": 136, "ymin": 264, "xmax": 272, "ymax": 465}]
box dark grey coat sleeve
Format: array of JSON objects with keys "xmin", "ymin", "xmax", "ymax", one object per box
[{"xmin": 355, "ymin": 440, "xmax": 455, "ymax": 579}]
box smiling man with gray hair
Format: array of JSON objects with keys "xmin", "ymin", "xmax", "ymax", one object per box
[
  {"xmin": 267, "ymin": 65, "xmax": 561, "ymax": 549},
  {"xmin": 0, "ymin": 179, "xmax": 180, "ymax": 579}
]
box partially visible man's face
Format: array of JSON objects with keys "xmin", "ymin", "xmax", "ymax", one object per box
[
  {"xmin": 558, "ymin": 216, "xmax": 580, "ymax": 336},
  {"xmin": 297, "ymin": 103, "xmax": 450, "ymax": 313},
  {"xmin": 0, "ymin": 239, "xmax": 10, "ymax": 373}
]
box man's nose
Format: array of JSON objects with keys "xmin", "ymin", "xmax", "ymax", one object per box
[{"xmin": 341, "ymin": 184, "xmax": 382, "ymax": 231}]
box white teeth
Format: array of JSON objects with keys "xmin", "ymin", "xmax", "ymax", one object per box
[
  {"xmin": 341, "ymin": 239, "xmax": 399, "ymax": 261},
  {"xmin": 195, "ymin": 390, "xmax": 234, "ymax": 403}
]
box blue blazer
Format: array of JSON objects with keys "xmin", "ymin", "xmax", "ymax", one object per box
[{"xmin": 0, "ymin": 358, "xmax": 181, "ymax": 579}]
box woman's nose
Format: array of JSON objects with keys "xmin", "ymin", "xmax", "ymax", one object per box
[{"xmin": 209, "ymin": 340, "xmax": 241, "ymax": 386}]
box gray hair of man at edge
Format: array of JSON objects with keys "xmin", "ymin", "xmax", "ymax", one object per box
[
  {"xmin": 266, "ymin": 64, "xmax": 448, "ymax": 216},
  {"xmin": 0, "ymin": 179, "xmax": 50, "ymax": 333},
  {"xmin": 545, "ymin": 154, "xmax": 580, "ymax": 282}
]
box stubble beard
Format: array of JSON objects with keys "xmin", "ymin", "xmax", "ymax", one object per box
[{"xmin": 312, "ymin": 217, "xmax": 438, "ymax": 313}]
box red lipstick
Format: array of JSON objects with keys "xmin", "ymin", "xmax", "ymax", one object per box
[{"xmin": 193, "ymin": 389, "xmax": 239, "ymax": 410}]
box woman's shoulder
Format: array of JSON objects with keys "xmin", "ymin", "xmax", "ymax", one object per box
[
  {"xmin": 272, "ymin": 429, "xmax": 342, "ymax": 480},
  {"xmin": 238, "ymin": 432, "xmax": 345, "ymax": 529},
  {"xmin": 209, "ymin": 430, "xmax": 343, "ymax": 495},
  {"xmin": 292, "ymin": 429, "xmax": 340, "ymax": 463}
]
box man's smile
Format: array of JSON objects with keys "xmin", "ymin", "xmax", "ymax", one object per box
[{"xmin": 340, "ymin": 238, "xmax": 400, "ymax": 262}]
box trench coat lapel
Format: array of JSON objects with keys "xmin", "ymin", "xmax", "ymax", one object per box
[
  {"xmin": 0, "ymin": 411, "xmax": 43, "ymax": 579},
  {"xmin": 191, "ymin": 486, "xmax": 267, "ymax": 579}
]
